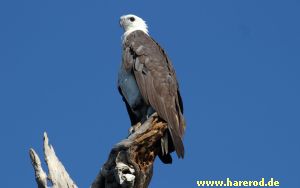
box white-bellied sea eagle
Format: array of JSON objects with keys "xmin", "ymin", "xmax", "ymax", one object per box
[{"xmin": 118, "ymin": 14, "xmax": 185, "ymax": 164}]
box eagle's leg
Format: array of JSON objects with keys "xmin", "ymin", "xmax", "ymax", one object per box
[
  {"xmin": 146, "ymin": 107, "xmax": 155, "ymax": 119},
  {"xmin": 130, "ymin": 106, "xmax": 155, "ymax": 135}
]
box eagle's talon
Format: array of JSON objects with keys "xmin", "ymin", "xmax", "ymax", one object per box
[
  {"xmin": 129, "ymin": 122, "xmax": 142, "ymax": 135},
  {"xmin": 128, "ymin": 127, "xmax": 134, "ymax": 135}
]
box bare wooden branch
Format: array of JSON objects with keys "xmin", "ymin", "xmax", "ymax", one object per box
[
  {"xmin": 30, "ymin": 113, "xmax": 168, "ymax": 188},
  {"xmin": 29, "ymin": 148, "xmax": 48, "ymax": 188},
  {"xmin": 29, "ymin": 132, "xmax": 78, "ymax": 188},
  {"xmin": 91, "ymin": 113, "xmax": 167, "ymax": 188}
]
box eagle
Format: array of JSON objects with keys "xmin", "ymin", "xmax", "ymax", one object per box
[{"xmin": 118, "ymin": 14, "xmax": 185, "ymax": 163}]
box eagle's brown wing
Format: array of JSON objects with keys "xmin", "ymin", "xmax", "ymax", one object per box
[{"xmin": 124, "ymin": 30, "xmax": 185, "ymax": 158}]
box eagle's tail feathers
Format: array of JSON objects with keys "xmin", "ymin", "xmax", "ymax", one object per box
[{"xmin": 168, "ymin": 126, "xmax": 185, "ymax": 158}]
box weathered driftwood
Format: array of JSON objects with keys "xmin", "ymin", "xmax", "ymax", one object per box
[
  {"xmin": 29, "ymin": 132, "xmax": 78, "ymax": 188},
  {"xmin": 30, "ymin": 113, "xmax": 168, "ymax": 188}
]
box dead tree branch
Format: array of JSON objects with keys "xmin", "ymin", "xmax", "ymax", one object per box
[
  {"xmin": 91, "ymin": 113, "xmax": 167, "ymax": 188},
  {"xmin": 30, "ymin": 113, "xmax": 167, "ymax": 188},
  {"xmin": 29, "ymin": 133, "xmax": 78, "ymax": 188}
]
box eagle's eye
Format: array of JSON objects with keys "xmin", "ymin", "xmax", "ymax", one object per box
[{"xmin": 129, "ymin": 17, "xmax": 135, "ymax": 22}]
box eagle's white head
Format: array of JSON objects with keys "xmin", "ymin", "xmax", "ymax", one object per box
[{"xmin": 120, "ymin": 14, "xmax": 149, "ymax": 41}]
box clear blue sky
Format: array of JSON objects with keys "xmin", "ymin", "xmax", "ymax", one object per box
[{"xmin": 0, "ymin": 1, "xmax": 299, "ymax": 187}]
